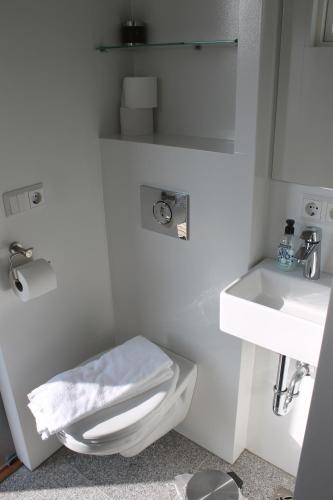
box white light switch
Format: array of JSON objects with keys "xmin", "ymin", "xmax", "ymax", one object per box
[
  {"xmin": 17, "ymin": 192, "xmax": 30, "ymax": 212},
  {"xmin": 9, "ymin": 196, "xmax": 19, "ymax": 215},
  {"xmin": 3, "ymin": 183, "xmax": 45, "ymax": 217}
]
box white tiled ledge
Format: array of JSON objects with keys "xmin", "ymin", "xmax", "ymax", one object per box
[{"xmin": 106, "ymin": 133, "xmax": 235, "ymax": 155}]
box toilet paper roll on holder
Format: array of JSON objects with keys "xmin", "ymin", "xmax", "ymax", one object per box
[{"xmin": 9, "ymin": 242, "xmax": 34, "ymax": 282}]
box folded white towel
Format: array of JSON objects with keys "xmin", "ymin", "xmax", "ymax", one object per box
[{"xmin": 27, "ymin": 336, "xmax": 173, "ymax": 440}]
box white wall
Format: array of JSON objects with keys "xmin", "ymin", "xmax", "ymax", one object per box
[
  {"xmin": 247, "ymin": 347, "xmax": 315, "ymax": 476},
  {"xmin": 0, "ymin": 0, "xmax": 131, "ymax": 470},
  {"xmin": 131, "ymin": 0, "xmax": 238, "ymax": 140},
  {"xmin": 294, "ymin": 286, "xmax": 333, "ymax": 499},
  {"xmin": 132, "ymin": 0, "xmax": 239, "ymax": 42},
  {"xmin": 249, "ymin": 0, "xmax": 282, "ymax": 266},
  {"xmin": 101, "ymin": 139, "xmax": 255, "ymax": 463},
  {"xmin": 101, "ymin": 0, "xmax": 271, "ymax": 465}
]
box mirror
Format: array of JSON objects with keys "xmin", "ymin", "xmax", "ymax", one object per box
[{"xmin": 272, "ymin": 0, "xmax": 333, "ymax": 188}]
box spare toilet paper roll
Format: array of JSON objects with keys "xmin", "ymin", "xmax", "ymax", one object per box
[
  {"xmin": 123, "ymin": 77, "xmax": 157, "ymax": 109},
  {"xmin": 10, "ymin": 258, "xmax": 57, "ymax": 302},
  {"xmin": 120, "ymin": 107, "xmax": 154, "ymax": 136}
]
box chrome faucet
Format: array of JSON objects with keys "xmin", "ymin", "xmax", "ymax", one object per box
[{"xmin": 295, "ymin": 226, "xmax": 322, "ymax": 280}]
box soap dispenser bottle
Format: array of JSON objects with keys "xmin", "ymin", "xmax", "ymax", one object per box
[{"xmin": 277, "ymin": 219, "xmax": 296, "ymax": 271}]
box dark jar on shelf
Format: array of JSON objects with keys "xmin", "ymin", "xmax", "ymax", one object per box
[{"xmin": 121, "ymin": 19, "xmax": 147, "ymax": 46}]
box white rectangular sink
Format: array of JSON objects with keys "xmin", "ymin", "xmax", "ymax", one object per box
[{"xmin": 220, "ymin": 259, "xmax": 332, "ymax": 366}]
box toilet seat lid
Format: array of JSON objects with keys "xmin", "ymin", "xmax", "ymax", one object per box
[{"xmin": 65, "ymin": 362, "xmax": 179, "ymax": 442}]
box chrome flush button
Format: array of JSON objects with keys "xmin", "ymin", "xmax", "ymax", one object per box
[
  {"xmin": 140, "ymin": 185, "xmax": 189, "ymax": 240},
  {"xmin": 153, "ymin": 201, "xmax": 172, "ymax": 224}
]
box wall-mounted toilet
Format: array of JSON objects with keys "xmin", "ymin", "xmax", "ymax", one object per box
[{"xmin": 57, "ymin": 347, "xmax": 197, "ymax": 457}]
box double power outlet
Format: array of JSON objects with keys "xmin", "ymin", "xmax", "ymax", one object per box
[
  {"xmin": 3, "ymin": 183, "xmax": 45, "ymax": 217},
  {"xmin": 302, "ymin": 195, "xmax": 333, "ymax": 223}
]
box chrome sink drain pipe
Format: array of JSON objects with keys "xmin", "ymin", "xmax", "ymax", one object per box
[
  {"xmin": 273, "ymin": 355, "xmax": 290, "ymax": 417},
  {"xmin": 273, "ymin": 355, "xmax": 311, "ymax": 417}
]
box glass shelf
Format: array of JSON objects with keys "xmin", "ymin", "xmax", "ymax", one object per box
[{"xmin": 96, "ymin": 39, "xmax": 238, "ymax": 53}]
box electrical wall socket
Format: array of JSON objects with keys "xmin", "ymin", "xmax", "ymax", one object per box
[
  {"xmin": 302, "ymin": 197, "xmax": 322, "ymax": 220},
  {"xmin": 28, "ymin": 186, "xmax": 44, "ymax": 208},
  {"xmin": 300, "ymin": 194, "xmax": 333, "ymax": 224}
]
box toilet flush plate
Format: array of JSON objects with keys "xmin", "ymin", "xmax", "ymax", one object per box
[{"xmin": 140, "ymin": 185, "xmax": 189, "ymax": 240}]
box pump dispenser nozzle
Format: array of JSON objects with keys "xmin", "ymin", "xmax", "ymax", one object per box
[{"xmin": 285, "ymin": 219, "xmax": 295, "ymax": 235}]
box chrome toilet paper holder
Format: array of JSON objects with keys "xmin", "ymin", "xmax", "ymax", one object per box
[
  {"xmin": 9, "ymin": 242, "xmax": 34, "ymax": 283},
  {"xmin": 8, "ymin": 242, "xmax": 57, "ymax": 301}
]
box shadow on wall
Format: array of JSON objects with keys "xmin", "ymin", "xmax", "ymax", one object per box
[
  {"xmin": 0, "ymin": 253, "xmax": 12, "ymax": 293},
  {"xmin": 0, "ymin": 396, "xmax": 15, "ymax": 470},
  {"xmin": 288, "ymin": 374, "xmax": 315, "ymax": 448}
]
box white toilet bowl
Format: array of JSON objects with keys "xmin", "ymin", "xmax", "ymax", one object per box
[{"xmin": 57, "ymin": 347, "xmax": 197, "ymax": 457}]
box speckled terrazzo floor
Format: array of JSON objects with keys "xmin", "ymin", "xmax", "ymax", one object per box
[{"xmin": 0, "ymin": 431, "xmax": 295, "ymax": 500}]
